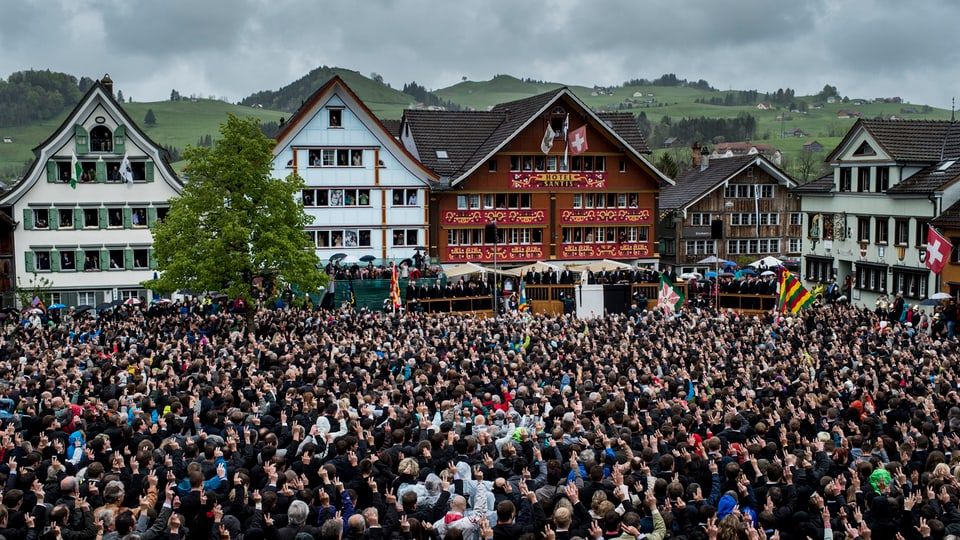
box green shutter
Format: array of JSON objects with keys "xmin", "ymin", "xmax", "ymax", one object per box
[
  {"xmin": 98, "ymin": 208, "xmax": 108, "ymax": 229},
  {"xmin": 122, "ymin": 207, "xmax": 132, "ymax": 229},
  {"xmin": 74, "ymin": 125, "xmax": 88, "ymax": 154},
  {"xmin": 147, "ymin": 207, "xmax": 158, "ymax": 228},
  {"xmin": 24, "ymin": 252, "xmax": 34, "ymax": 273},
  {"xmin": 74, "ymin": 210, "xmax": 83, "ymax": 230},
  {"xmin": 148, "ymin": 248, "xmax": 157, "ymax": 270},
  {"xmin": 49, "ymin": 209, "xmax": 59, "ymax": 230},
  {"xmin": 46, "ymin": 161, "xmax": 57, "ymax": 183},
  {"xmin": 123, "ymin": 248, "xmax": 134, "ymax": 270},
  {"xmin": 50, "ymin": 249, "xmax": 60, "ymax": 272},
  {"xmin": 75, "ymin": 249, "xmax": 84, "ymax": 271},
  {"xmin": 22, "ymin": 209, "xmax": 33, "ymax": 230},
  {"xmin": 99, "ymin": 249, "xmax": 109, "ymax": 271},
  {"xmin": 114, "ymin": 125, "xmax": 125, "ymax": 155},
  {"xmin": 145, "ymin": 162, "xmax": 154, "ymax": 182},
  {"xmin": 95, "ymin": 160, "xmax": 106, "ymax": 183}
]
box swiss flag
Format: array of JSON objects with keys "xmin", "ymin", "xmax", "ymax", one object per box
[
  {"xmin": 567, "ymin": 125, "xmax": 588, "ymax": 156},
  {"xmin": 925, "ymin": 226, "xmax": 953, "ymax": 275}
]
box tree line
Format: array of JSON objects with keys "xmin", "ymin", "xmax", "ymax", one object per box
[
  {"xmin": 645, "ymin": 113, "xmax": 758, "ymax": 148},
  {"xmin": 0, "ymin": 70, "xmax": 86, "ymax": 127},
  {"xmin": 622, "ymin": 73, "xmax": 715, "ymax": 90},
  {"xmin": 401, "ymin": 82, "xmax": 462, "ymax": 110}
]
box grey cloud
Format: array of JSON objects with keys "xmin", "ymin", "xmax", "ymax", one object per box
[{"xmin": 0, "ymin": 0, "xmax": 955, "ymax": 108}]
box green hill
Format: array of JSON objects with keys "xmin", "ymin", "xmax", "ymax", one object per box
[
  {"xmin": 241, "ymin": 66, "xmax": 414, "ymax": 118},
  {"xmin": 0, "ymin": 99, "xmax": 286, "ymax": 178}
]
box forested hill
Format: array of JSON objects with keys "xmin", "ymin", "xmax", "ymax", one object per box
[{"xmin": 0, "ymin": 70, "xmax": 97, "ymax": 127}]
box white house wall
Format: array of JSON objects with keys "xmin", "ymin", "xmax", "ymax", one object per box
[{"xmin": 272, "ymin": 90, "xmax": 432, "ymax": 264}]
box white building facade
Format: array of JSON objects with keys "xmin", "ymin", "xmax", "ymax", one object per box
[
  {"xmin": 271, "ymin": 76, "xmax": 437, "ymax": 264},
  {"xmin": 0, "ymin": 76, "xmax": 182, "ymax": 307},
  {"xmin": 795, "ymin": 120, "xmax": 960, "ymax": 308}
]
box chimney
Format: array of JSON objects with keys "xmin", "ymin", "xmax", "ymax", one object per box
[
  {"xmin": 700, "ymin": 146, "xmax": 710, "ymax": 171},
  {"xmin": 691, "ymin": 142, "xmax": 702, "ymax": 168},
  {"xmin": 100, "ymin": 73, "xmax": 114, "ymax": 95}
]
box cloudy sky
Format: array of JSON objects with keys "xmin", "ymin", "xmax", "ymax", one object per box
[{"xmin": 0, "ymin": 0, "xmax": 956, "ymax": 107}]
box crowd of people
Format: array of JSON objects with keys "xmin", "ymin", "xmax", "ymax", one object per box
[{"xmin": 0, "ymin": 295, "xmax": 959, "ymax": 540}]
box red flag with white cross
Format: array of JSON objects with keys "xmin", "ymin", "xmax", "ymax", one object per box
[
  {"xmin": 567, "ymin": 125, "xmax": 588, "ymax": 156},
  {"xmin": 925, "ymin": 226, "xmax": 952, "ymax": 275}
]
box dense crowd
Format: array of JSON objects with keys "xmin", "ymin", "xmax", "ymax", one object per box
[{"xmin": 0, "ymin": 298, "xmax": 959, "ymax": 540}]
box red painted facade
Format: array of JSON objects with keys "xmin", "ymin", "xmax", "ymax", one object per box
[{"xmin": 432, "ymin": 95, "xmax": 663, "ymax": 264}]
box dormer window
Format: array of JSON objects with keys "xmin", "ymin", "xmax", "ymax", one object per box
[
  {"xmin": 328, "ymin": 108, "xmax": 343, "ymax": 128},
  {"xmin": 436, "ymin": 150, "xmax": 448, "ymax": 159},
  {"xmin": 90, "ymin": 126, "xmax": 113, "ymax": 152},
  {"xmin": 852, "ymin": 141, "xmax": 876, "ymax": 156}
]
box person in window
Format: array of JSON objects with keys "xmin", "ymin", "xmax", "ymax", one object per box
[
  {"xmin": 132, "ymin": 211, "xmax": 142, "ymax": 227},
  {"xmin": 394, "ymin": 231, "xmax": 404, "ymax": 245},
  {"xmin": 344, "ymin": 231, "xmax": 358, "ymax": 247},
  {"xmin": 344, "ymin": 191, "xmax": 355, "ymax": 206},
  {"xmin": 352, "ymin": 152, "xmax": 362, "ymax": 166},
  {"xmin": 303, "ymin": 192, "xmax": 313, "ymax": 206},
  {"xmin": 111, "ymin": 258, "xmax": 121, "ymax": 269},
  {"xmin": 108, "ymin": 166, "xmax": 120, "ymax": 182},
  {"xmin": 332, "ymin": 232, "xmax": 343, "ymax": 247},
  {"xmin": 393, "ymin": 191, "xmax": 403, "ymax": 205},
  {"xmin": 358, "ymin": 191, "xmax": 368, "ymax": 205},
  {"xmin": 35, "ymin": 214, "xmax": 48, "ymax": 229},
  {"xmin": 81, "ymin": 171, "xmax": 91, "ymax": 183},
  {"xmin": 407, "ymin": 193, "xmax": 417, "ymax": 206},
  {"xmin": 629, "ymin": 194, "xmax": 638, "ymax": 208},
  {"xmin": 329, "ymin": 190, "xmax": 343, "ymax": 206},
  {"xmin": 310, "ymin": 153, "xmax": 321, "ymax": 167},
  {"xmin": 85, "ymin": 254, "xmax": 98, "ymax": 271}
]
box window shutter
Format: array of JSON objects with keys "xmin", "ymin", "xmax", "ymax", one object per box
[
  {"xmin": 75, "ymin": 249, "xmax": 84, "ymax": 270},
  {"xmin": 124, "ymin": 248, "xmax": 134, "ymax": 270},
  {"xmin": 123, "ymin": 207, "xmax": 132, "ymax": 229},
  {"xmin": 98, "ymin": 208, "xmax": 108, "ymax": 229},
  {"xmin": 73, "ymin": 210, "xmax": 83, "ymax": 230},
  {"xmin": 114, "ymin": 125, "xmax": 126, "ymax": 155},
  {"xmin": 148, "ymin": 248, "xmax": 157, "ymax": 269},
  {"xmin": 95, "ymin": 160, "xmax": 106, "ymax": 183},
  {"xmin": 74, "ymin": 124, "xmax": 88, "ymax": 154},
  {"xmin": 50, "ymin": 249, "xmax": 60, "ymax": 272},
  {"xmin": 145, "ymin": 161, "xmax": 155, "ymax": 182},
  {"xmin": 46, "ymin": 161, "xmax": 57, "ymax": 183},
  {"xmin": 147, "ymin": 207, "xmax": 158, "ymax": 228},
  {"xmin": 24, "ymin": 252, "xmax": 34, "ymax": 273},
  {"xmin": 49, "ymin": 209, "xmax": 59, "ymax": 230},
  {"xmin": 22, "ymin": 209, "xmax": 33, "ymax": 230},
  {"xmin": 99, "ymin": 249, "xmax": 109, "ymax": 271}
]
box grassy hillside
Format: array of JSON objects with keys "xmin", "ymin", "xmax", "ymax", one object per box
[
  {"xmin": 437, "ymin": 76, "xmax": 953, "ymax": 176},
  {"xmin": 0, "ymin": 99, "xmax": 286, "ymax": 178},
  {"xmin": 241, "ymin": 66, "xmax": 414, "ymax": 119}
]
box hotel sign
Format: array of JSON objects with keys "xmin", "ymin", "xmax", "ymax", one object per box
[
  {"xmin": 559, "ymin": 242, "xmax": 651, "ymax": 259},
  {"xmin": 441, "ymin": 209, "xmax": 548, "ymax": 226},
  {"xmin": 559, "ymin": 208, "xmax": 652, "ymax": 225},
  {"xmin": 445, "ymin": 244, "xmax": 545, "ymax": 262},
  {"xmin": 510, "ymin": 172, "xmax": 606, "ymax": 190}
]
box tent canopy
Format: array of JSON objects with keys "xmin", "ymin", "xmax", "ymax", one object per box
[
  {"xmin": 748, "ymin": 256, "xmax": 784, "ymax": 268},
  {"xmin": 442, "ymin": 262, "xmax": 490, "ymax": 278},
  {"xmin": 697, "ymin": 256, "xmax": 733, "ymax": 265},
  {"xmin": 503, "ymin": 261, "xmax": 564, "ymax": 277},
  {"xmin": 568, "ymin": 259, "xmax": 633, "ymax": 273}
]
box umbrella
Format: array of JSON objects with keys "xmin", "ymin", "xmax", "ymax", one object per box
[
  {"xmin": 679, "ymin": 272, "xmax": 702, "ymax": 280},
  {"xmin": 75, "ymin": 305, "xmax": 94, "ymax": 312},
  {"xmin": 110, "ymin": 299, "xmax": 123, "ymax": 306},
  {"xmin": 705, "ymin": 271, "xmax": 718, "ymax": 279},
  {"xmin": 359, "ymin": 255, "xmax": 376, "ymax": 263},
  {"xmin": 930, "ymin": 292, "xmax": 952, "ymax": 300},
  {"xmin": 329, "ymin": 253, "xmax": 348, "ymax": 262},
  {"xmin": 48, "ymin": 303, "xmax": 67, "ymax": 310},
  {"xmin": 96, "ymin": 303, "xmax": 114, "ymax": 312},
  {"xmin": 720, "ymin": 271, "xmax": 735, "ymax": 278},
  {"xmin": 152, "ymin": 298, "xmax": 172, "ymax": 304},
  {"xmin": 740, "ymin": 268, "xmax": 758, "ymax": 275},
  {"xmin": 26, "ymin": 308, "xmax": 42, "ymax": 314},
  {"xmin": 124, "ymin": 298, "xmax": 142, "ymax": 305},
  {"xmin": 760, "ymin": 270, "xmax": 776, "ymax": 277},
  {"xmin": 921, "ymin": 298, "xmax": 941, "ymax": 306},
  {"xmin": 697, "ymin": 256, "xmax": 732, "ymax": 265},
  {"xmin": 400, "ymin": 258, "xmax": 413, "ymax": 267},
  {"xmin": 722, "ymin": 261, "xmax": 738, "ymax": 268}
]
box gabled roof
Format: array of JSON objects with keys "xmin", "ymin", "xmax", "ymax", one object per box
[
  {"xmin": 379, "ymin": 118, "xmax": 401, "ymax": 139},
  {"xmin": 273, "ymin": 75, "xmax": 437, "ymax": 183},
  {"xmin": 932, "ymin": 198, "xmax": 960, "ymax": 231},
  {"xmin": 827, "ymin": 119, "xmax": 960, "ymax": 163},
  {"xmin": 660, "ymin": 154, "xmax": 796, "ymax": 211},
  {"xmin": 0, "ymin": 80, "xmax": 182, "ymax": 205},
  {"xmin": 888, "ymin": 158, "xmax": 960, "ymax": 194},
  {"xmin": 792, "ymin": 172, "xmax": 835, "ymax": 194},
  {"xmin": 401, "ymin": 87, "xmax": 669, "ymax": 187}
]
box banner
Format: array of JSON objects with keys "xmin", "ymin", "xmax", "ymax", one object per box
[
  {"xmin": 445, "ymin": 244, "xmax": 545, "ymax": 262},
  {"xmin": 510, "ymin": 171, "xmax": 606, "ymax": 190},
  {"xmin": 559, "ymin": 208, "xmax": 652, "ymax": 225},
  {"xmin": 441, "ymin": 209, "xmax": 547, "ymax": 226},
  {"xmin": 559, "ymin": 242, "xmax": 650, "ymax": 259}
]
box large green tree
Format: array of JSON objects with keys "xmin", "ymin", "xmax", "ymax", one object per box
[{"xmin": 146, "ymin": 114, "xmax": 325, "ymax": 309}]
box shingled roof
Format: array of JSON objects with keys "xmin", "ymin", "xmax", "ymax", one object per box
[
  {"xmin": 828, "ymin": 119, "xmax": 960, "ymax": 163},
  {"xmin": 660, "ymin": 154, "xmax": 794, "ymax": 210},
  {"xmin": 932, "ymin": 199, "xmax": 960, "ymax": 230},
  {"xmin": 401, "ymin": 87, "xmax": 663, "ymax": 186},
  {"xmin": 792, "ymin": 172, "xmax": 836, "ymax": 194},
  {"xmin": 888, "ymin": 158, "xmax": 960, "ymax": 194},
  {"xmin": 379, "ymin": 118, "xmax": 401, "ymax": 139}
]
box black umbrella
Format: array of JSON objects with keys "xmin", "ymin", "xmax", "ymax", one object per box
[
  {"xmin": 110, "ymin": 298, "xmax": 123, "ymax": 306},
  {"xmin": 75, "ymin": 305, "xmax": 94, "ymax": 312},
  {"xmin": 96, "ymin": 303, "xmax": 114, "ymax": 312},
  {"xmin": 400, "ymin": 258, "xmax": 413, "ymax": 266},
  {"xmin": 329, "ymin": 253, "xmax": 348, "ymax": 262},
  {"xmin": 359, "ymin": 255, "xmax": 376, "ymax": 262}
]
